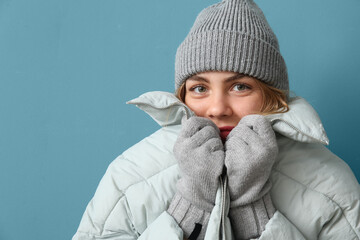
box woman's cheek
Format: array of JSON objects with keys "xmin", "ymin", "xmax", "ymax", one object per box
[{"xmin": 185, "ymin": 100, "xmax": 206, "ymax": 117}]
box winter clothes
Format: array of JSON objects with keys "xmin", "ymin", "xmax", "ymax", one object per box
[
  {"xmin": 175, "ymin": 0, "xmax": 288, "ymax": 92},
  {"xmin": 168, "ymin": 117, "xmax": 224, "ymax": 239},
  {"xmin": 225, "ymin": 115, "xmax": 277, "ymax": 239},
  {"xmin": 73, "ymin": 91, "xmax": 360, "ymax": 240}
]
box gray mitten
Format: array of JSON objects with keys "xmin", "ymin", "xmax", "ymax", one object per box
[
  {"xmin": 225, "ymin": 115, "xmax": 277, "ymax": 240},
  {"xmin": 167, "ymin": 116, "xmax": 224, "ymax": 240}
]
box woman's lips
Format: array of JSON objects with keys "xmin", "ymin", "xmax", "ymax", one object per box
[{"xmin": 219, "ymin": 126, "xmax": 235, "ymax": 141}]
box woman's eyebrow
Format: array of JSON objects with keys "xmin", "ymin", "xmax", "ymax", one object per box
[
  {"xmin": 187, "ymin": 75, "xmax": 209, "ymax": 83},
  {"xmin": 225, "ymin": 73, "xmax": 246, "ymax": 82},
  {"xmin": 188, "ymin": 73, "xmax": 245, "ymax": 82}
]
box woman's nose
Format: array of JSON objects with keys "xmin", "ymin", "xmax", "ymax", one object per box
[{"xmin": 206, "ymin": 94, "xmax": 232, "ymax": 119}]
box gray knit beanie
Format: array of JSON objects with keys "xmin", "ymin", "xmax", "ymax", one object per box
[{"xmin": 175, "ymin": 0, "xmax": 288, "ymax": 92}]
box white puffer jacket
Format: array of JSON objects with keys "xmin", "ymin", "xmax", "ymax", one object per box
[{"xmin": 73, "ymin": 91, "xmax": 360, "ymax": 240}]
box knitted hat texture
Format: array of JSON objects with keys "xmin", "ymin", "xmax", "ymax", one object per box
[{"xmin": 175, "ymin": 0, "xmax": 288, "ymax": 92}]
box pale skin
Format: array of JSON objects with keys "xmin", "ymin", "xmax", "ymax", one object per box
[
  {"xmin": 184, "ymin": 71, "xmax": 264, "ymax": 129},
  {"xmin": 182, "ymin": 71, "xmax": 265, "ymax": 240}
]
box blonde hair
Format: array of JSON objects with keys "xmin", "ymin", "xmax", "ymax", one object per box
[
  {"xmin": 255, "ymin": 79, "xmax": 289, "ymax": 115},
  {"xmin": 175, "ymin": 77, "xmax": 289, "ymax": 115}
]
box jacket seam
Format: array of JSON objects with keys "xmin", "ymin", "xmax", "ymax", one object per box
[
  {"xmin": 273, "ymin": 168, "xmax": 360, "ymax": 239},
  {"xmin": 103, "ymin": 193, "xmax": 139, "ymax": 237},
  {"xmin": 79, "ymin": 194, "xmax": 139, "ymax": 238},
  {"xmin": 101, "ymin": 159, "xmax": 179, "ymax": 236},
  {"xmin": 120, "ymin": 160, "xmax": 178, "ymax": 193},
  {"xmin": 85, "ymin": 193, "xmax": 137, "ymax": 238},
  {"xmin": 271, "ymin": 118, "xmax": 328, "ymax": 145},
  {"xmin": 75, "ymin": 230, "xmax": 135, "ymax": 239}
]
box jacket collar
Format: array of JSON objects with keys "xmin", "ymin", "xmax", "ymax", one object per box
[{"xmin": 128, "ymin": 91, "xmax": 329, "ymax": 145}]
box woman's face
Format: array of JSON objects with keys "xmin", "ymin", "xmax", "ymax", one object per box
[{"xmin": 184, "ymin": 71, "xmax": 263, "ymax": 128}]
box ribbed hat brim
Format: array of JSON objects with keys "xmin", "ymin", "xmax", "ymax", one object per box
[{"xmin": 175, "ymin": 30, "xmax": 288, "ymax": 91}]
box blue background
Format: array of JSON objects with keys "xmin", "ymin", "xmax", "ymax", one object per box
[{"xmin": 1, "ymin": 0, "xmax": 359, "ymax": 239}]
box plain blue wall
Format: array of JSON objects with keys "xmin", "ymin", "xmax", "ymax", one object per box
[{"xmin": 1, "ymin": 0, "xmax": 359, "ymax": 239}]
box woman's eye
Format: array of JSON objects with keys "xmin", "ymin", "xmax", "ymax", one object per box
[
  {"xmin": 192, "ymin": 86, "xmax": 207, "ymax": 93},
  {"xmin": 232, "ymin": 83, "xmax": 250, "ymax": 91}
]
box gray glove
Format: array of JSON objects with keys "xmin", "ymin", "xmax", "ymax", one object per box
[
  {"xmin": 225, "ymin": 115, "xmax": 277, "ymax": 240},
  {"xmin": 168, "ymin": 116, "xmax": 224, "ymax": 240}
]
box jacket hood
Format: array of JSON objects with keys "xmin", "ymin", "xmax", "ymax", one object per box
[{"xmin": 127, "ymin": 91, "xmax": 329, "ymax": 145}]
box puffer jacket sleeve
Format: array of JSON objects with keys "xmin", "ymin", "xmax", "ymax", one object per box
[
  {"xmin": 137, "ymin": 212, "xmax": 183, "ymax": 240},
  {"xmin": 259, "ymin": 211, "xmax": 306, "ymax": 240},
  {"xmin": 271, "ymin": 136, "xmax": 360, "ymax": 240},
  {"xmin": 73, "ymin": 126, "xmax": 183, "ymax": 240},
  {"xmin": 72, "ymin": 156, "xmax": 142, "ymax": 240}
]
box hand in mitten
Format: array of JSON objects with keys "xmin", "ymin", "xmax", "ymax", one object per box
[
  {"xmin": 225, "ymin": 115, "xmax": 277, "ymax": 240},
  {"xmin": 167, "ymin": 117, "xmax": 224, "ymax": 240}
]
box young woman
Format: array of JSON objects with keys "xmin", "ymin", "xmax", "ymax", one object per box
[{"xmin": 73, "ymin": 0, "xmax": 360, "ymax": 239}]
